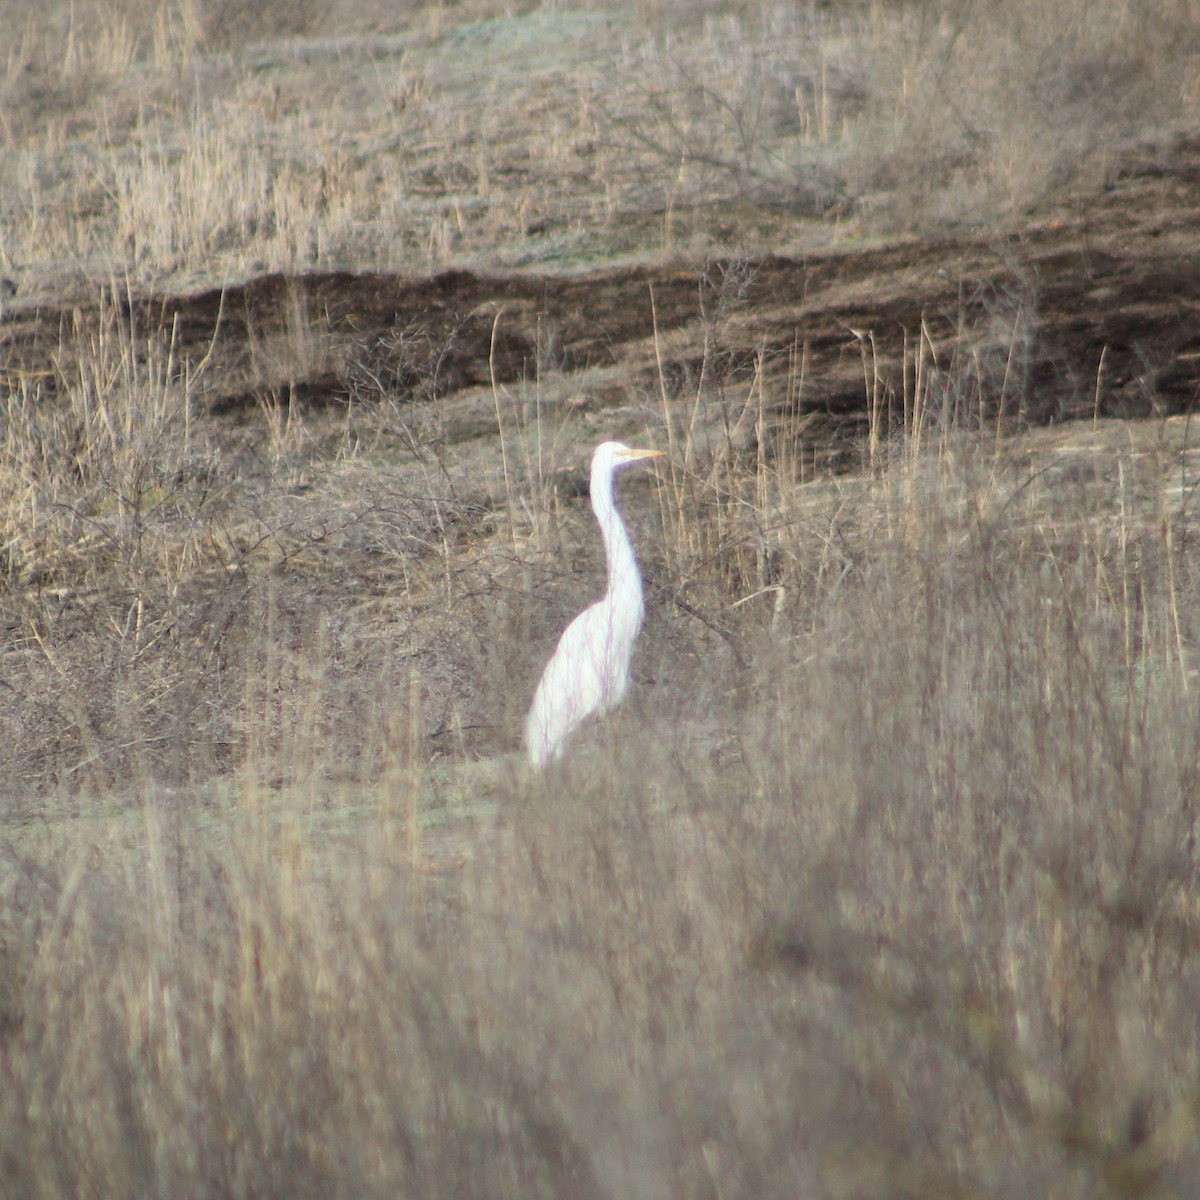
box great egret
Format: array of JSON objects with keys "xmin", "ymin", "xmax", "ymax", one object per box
[{"xmin": 525, "ymin": 441, "xmax": 665, "ymax": 767}]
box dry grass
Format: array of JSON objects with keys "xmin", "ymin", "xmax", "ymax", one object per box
[
  {"xmin": 4, "ymin": 271, "xmax": 1200, "ymax": 1195},
  {"xmin": 4, "ymin": 2, "xmax": 1200, "ymax": 1196},
  {"xmin": 3, "ymin": 0, "xmax": 1199, "ymax": 294}
]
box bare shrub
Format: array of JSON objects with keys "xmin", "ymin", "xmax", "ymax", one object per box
[{"xmin": 844, "ymin": 0, "xmax": 1200, "ymax": 225}]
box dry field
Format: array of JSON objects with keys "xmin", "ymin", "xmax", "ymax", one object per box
[{"xmin": 4, "ymin": 1, "xmax": 1200, "ymax": 1197}]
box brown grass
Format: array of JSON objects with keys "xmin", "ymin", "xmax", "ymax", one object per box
[
  {"xmin": 4, "ymin": 271, "xmax": 1200, "ymax": 1195},
  {"xmin": 4, "ymin": 0, "xmax": 1198, "ymax": 293},
  {"xmin": 3, "ymin": 2, "xmax": 1200, "ymax": 1196}
]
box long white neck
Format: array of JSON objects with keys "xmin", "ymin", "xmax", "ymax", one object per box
[{"xmin": 592, "ymin": 459, "xmax": 640, "ymax": 605}]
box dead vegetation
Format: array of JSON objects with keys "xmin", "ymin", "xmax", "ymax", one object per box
[
  {"xmin": 5, "ymin": 269, "xmax": 1200, "ymax": 1194},
  {"xmin": 4, "ymin": 376, "xmax": 1200, "ymax": 1196},
  {"xmin": 3, "ymin": 1, "xmax": 1200, "ymax": 1197},
  {"xmin": 4, "ymin": 0, "xmax": 1200, "ymax": 291}
]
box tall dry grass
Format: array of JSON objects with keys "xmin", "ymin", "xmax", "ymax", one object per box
[
  {"xmin": 3, "ymin": 0, "xmax": 1198, "ymax": 292},
  {"xmin": 4, "ymin": 273, "xmax": 1200, "ymax": 1197},
  {"xmin": 2, "ymin": 2, "xmax": 1200, "ymax": 1194}
]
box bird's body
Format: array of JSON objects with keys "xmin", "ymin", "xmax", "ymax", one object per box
[{"xmin": 525, "ymin": 442, "xmax": 664, "ymax": 767}]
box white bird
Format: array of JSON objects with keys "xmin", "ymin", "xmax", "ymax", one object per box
[{"xmin": 525, "ymin": 441, "xmax": 665, "ymax": 767}]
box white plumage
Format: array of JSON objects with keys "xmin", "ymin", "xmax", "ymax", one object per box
[{"xmin": 525, "ymin": 441, "xmax": 664, "ymax": 767}]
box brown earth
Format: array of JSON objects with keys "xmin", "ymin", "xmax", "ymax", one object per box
[{"xmin": 5, "ymin": 135, "xmax": 1200, "ymax": 468}]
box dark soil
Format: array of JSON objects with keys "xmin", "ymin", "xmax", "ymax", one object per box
[{"xmin": 5, "ymin": 136, "xmax": 1200, "ymax": 469}]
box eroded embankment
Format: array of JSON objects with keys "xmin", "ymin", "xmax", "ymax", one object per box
[{"xmin": 4, "ymin": 135, "xmax": 1200, "ymax": 465}]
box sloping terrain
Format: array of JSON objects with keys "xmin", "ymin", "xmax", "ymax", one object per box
[
  {"xmin": 6, "ymin": 133, "xmax": 1200, "ymax": 467},
  {"xmin": 4, "ymin": 130, "xmax": 1199, "ymax": 776},
  {"xmin": 4, "ymin": 8, "xmax": 1200, "ymax": 1199}
]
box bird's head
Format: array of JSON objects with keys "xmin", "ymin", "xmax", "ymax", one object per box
[{"xmin": 593, "ymin": 441, "xmax": 665, "ymax": 476}]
